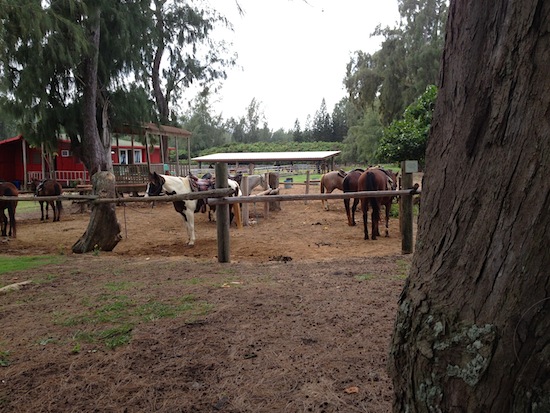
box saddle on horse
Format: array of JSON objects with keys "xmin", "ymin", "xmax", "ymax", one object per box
[{"xmin": 188, "ymin": 174, "xmax": 215, "ymax": 213}]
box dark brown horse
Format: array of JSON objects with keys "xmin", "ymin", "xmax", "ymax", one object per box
[
  {"xmin": 342, "ymin": 168, "xmax": 365, "ymax": 226},
  {"xmin": 0, "ymin": 182, "xmax": 18, "ymax": 237},
  {"xmin": 31, "ymin": 179, "xmax": 63, "ymax": 222},
  {"xmin": 358, "ymin": 168, "xmax": 397, "ymax": 240},
  {"xmin": 320, "ymin": 169, "xmax": 347, "ymax": 210}
]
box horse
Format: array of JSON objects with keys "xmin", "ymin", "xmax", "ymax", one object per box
[
  {"xmin": 0, "ymin": 182, "xmax": 18, "ymax": 237},
  {"xmin": 357, "ymin": 168, "xmax": 397, "ymax": 240},
  {"xmin": 31, "ymin": 178, "xmax": 63, "ymax": 222},
  {"xmin": 146, "ymin": 172, "xmax": 242, "ymax": 246},
  {"xmin": 204, "ymin": 178, "xmax": 242, "ymax": 225},
  {"xmin": 242, "ymin": 174, "xmax": 267, "ymax": 194},
  {"xmin": 342, "ymin": 168, "xmax": 365, "ymax": 226},
  {"xmin": 320, "ymin": 169, "xmax": 347, "ymax": 210},
  {"xmin": 146, "ymin": 172, "xmax": 200, "ymax": 246}
]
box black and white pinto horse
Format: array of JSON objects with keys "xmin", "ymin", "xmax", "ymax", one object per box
[{"xmin": 146, "ymin": 172, "xmax": 241, "ymax": 247}]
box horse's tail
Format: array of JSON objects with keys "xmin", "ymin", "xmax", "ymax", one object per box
[
  {"xmin": 55, "ymin": 183, "xmax": 63, "ymax": 211},
  {"xmin": 366, "ymin": 171, "xmax": 380, "ymax": 223},
  {"xmin": 320, "ymin": 177, "xmax": 325, "ymax": 194},
  {"xmin": 343, "ymin": 176, "xmax": 351, "ymax": 192},
  {"xmin": 5, "ymin": 186, "xmax": 17, "ymax": 237}
]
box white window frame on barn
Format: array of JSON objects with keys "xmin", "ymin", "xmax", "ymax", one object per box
[
  {"xmin": 61, "ymin": 149, "xmax": 70, "ymax": 157},
  {"xmin": 119, "ymin": 149, "xmax": 129, "ymax": 164},
  {"xmin": 133, "ymin": 150, "xmax": 142, "ymax": 164}
]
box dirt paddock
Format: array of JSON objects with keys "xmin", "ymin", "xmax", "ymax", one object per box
[{"xmin": 0, "ymin": 185, "xmax": 411, "ymax": 412}]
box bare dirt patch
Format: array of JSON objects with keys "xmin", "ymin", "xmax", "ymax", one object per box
[{"xmin": 0, "ymin": 184, "xmax": 410, "ymax": 412}]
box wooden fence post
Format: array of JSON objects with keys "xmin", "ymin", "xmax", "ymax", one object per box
[
  {"xmin": 215, "ymin": 162, "xmax": 230, "ymax": 263},
  {"xmin": 400, "ymin": 161, "xmax": 415, "ymax": 254}
]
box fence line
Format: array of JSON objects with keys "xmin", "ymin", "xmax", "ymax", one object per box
[
  {"xmin": 0, "ymin": 187, "xmax": 420, "ymax": 205},
  {"xmin": 1, "ymin": 185, "xmax": 420, "ymax": 261}
]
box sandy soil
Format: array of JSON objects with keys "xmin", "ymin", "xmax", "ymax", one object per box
[{"xmin": 0, "ymin": 184, "xmax": 411, "ymax": 412}]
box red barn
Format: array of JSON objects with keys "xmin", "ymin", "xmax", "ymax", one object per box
[{"xmin": 0, "ymin": 124, "xmax": 191, "ymax": 189}]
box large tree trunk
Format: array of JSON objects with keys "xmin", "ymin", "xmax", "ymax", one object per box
[
  {"xmin": 73, "ymin": 7, "xmax": 121, "ymax": 253},
  {"xmin": 72, "ymin": 171, "xmax": 121, "ymax": 253},
  {"xmin": 389, "ymin": 1, "xmax": 550, "ymax": 412}
]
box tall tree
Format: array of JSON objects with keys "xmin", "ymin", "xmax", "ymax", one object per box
[
  {"xmin": 148, "ymin": 0, "xmax": 235, "ymax": 161},
  {"xmin": 341, "ymin": 105, "xmax": 383, "ymax": 165},
  {"xmin": 389, "ymin": 1, "xmax": 550, "ymax": 411},
  {"xmin": 0, "ymin": 1, "xmax": 124, "ymax": 252},
  {"xmin": 344, "ymin": 0, "xmax": 447, "ymax": 125},
  {"xmin": 311, "ymin": 99, "xmax": 332, "ymax": 141},
  {"xmin": 330, "ymin": 98, "xmax": 349, "ymax": 142},
  {"xmin": 182, "ymin": 91, "xmax": 228, "ymax": 156}
]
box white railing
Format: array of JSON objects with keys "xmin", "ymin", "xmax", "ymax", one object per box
[{"xmin": 28, "ymin": 171, "xmax": 89, "ymax": 187}]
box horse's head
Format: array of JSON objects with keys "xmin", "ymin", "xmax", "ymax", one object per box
[
  {"xmin": 146, "ymin": 172, "xmax": 165, "ymax": 197},
  {"xmin": 230, "ymin": 172, "xmax": 243, "ymax": 186}
]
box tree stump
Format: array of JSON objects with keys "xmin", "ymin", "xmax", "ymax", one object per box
[{"xmin": 72, "ymin": 171, "xmax": 122, "ymax": 253}]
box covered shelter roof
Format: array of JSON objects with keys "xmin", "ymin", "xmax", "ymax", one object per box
[{"xmin": 192, "ymin": 151, "xmax": 341, "ymax": 164}]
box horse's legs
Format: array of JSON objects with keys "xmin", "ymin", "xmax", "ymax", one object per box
[
  {"xmin": 344, "ymin": 199, "xmax": 354, "ymax": 226},
  {"xmin": 361, "ymin": 198, "xmax": 369, "ymax": 240},
  {"xmin": 8, "ymin": 205, "xmax": 16, "ymax": 238},
  {"xmin": 0, "ymin": 210, "xmax": 6, "ymax": 236},
  {"xmin": 351, "ymin": 198, "xmax": 359, "ymax": 226},
  {"xmin": 179, "ymin": 209, "xmax": 196, "ymax": 247},
  {"xmin": 50, "ymin": 201, "xmax": 57, "ymax": 222},
  {"xmin": 55, "ymin": 200, "xmax": 62, "ymax": 222},
  {"xmin": 320, "ymin": 183, "xmax": 329, "ymax": 211},
  {"xmin": 39, "ymin": 201, "xmax": 45, "ymax": 221}
]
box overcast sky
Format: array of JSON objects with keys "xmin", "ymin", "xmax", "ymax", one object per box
[{"xmin": 207, "ymin": 0, "xmax": 401, "ymax": 131}]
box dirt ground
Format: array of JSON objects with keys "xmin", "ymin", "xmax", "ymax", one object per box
[{"xmin": 0, "ymin": 184, "xmax": 411, "ymax": 412}]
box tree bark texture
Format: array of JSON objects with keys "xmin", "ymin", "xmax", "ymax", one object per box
[
  {"xmin": 390, "ymin": 1, "xmax": 550, "ymax": 412},
  {"xmin": 72, "ymin": 172, "xmax": 121, "ymax": 253}
]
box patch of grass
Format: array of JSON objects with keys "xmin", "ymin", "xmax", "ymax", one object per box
[
  {"xmin": 0, "ymin": 350, "xmax": 10, "ymax": 367},
  {"xmin": 396, "ymin": 260, "xmax": 411, "ymax": 280},
  {"xmin": 99, "ymin": 324, "xmax": 134, "ymax": 349},
  {"xmin": 37, "ymin": 337, "xmax": 57, "ymax": 346},
  {"xmin": 56, "ymin": 293, "xmax": 212, "ymax": 350},
  {"xmin": 14, "ymin": 202, "xmax": 40, "ymax": 214},
  {"xmin": 390, "ymin": 203, "xmax": 400, "ymax": 218},
  {"xmin": 0, "ymin": 255, "xmax": 63, "ymax": 277},
  {"xmin": 183, "ymin": 277, "xmax": 206, "ymax": 285},
  {"xmin": 355, "ymin": 273, "xmax": 376, "ymax": 281}
]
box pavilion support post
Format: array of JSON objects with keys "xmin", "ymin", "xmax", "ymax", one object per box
[
  {"xmin": 145, "ymin": 133, "xmax": 152, "ymax": 170},
  {"xmin": 175, "ymin": 137, "xmax": 180, "ymax": 175},
  {"xmin": 41, "ymin": 142, "xmax": 46, "ymax": 180},
  {"xmin": 22, "ymin": 139, "xmax": 28, "ymax": 189},
  {"xmin": 187, "ymin": 136, "xmax": 191, "ymax": 175},
  {"xmin": 216, "ymin": 162, "xmax": 230, "ymax": 263},
  {"xmin": 305, "ymin": 170, "xmax": 311, "ymax": 204}
]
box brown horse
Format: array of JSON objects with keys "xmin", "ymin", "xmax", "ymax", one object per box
[
  {"xmin": 320, "ymin": 169, "xmax": 347, "ymax": 210},
  {"xmin": 31, "ymin": 179, "xmax": 63, "ymax": 222},
  {"xmin": 357, "ymin": 168, "xmax": 397, "ymax": 240},
  {"xmin": 0, "ymin": 182, "xmax": 18, "ymax": 237},
  {"xmin": 342, "ymin": 168, "xmax": 365, "ymax": 226}
]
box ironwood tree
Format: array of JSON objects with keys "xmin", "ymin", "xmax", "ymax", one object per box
[
  {"xmin": 389, "ymin": 1, "xmax": 549, "ymax": 412},
  {"xmin": 148, "ymin": 0, "xmax": 235, "ymax": 161}
]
